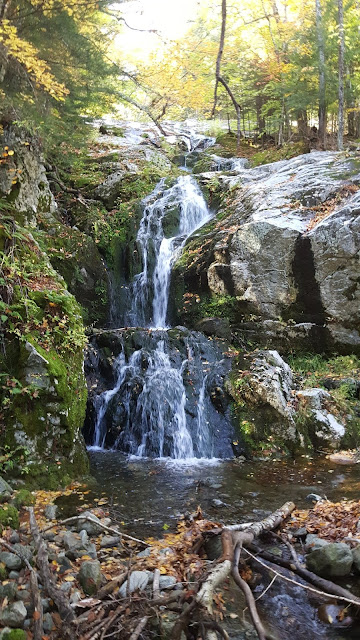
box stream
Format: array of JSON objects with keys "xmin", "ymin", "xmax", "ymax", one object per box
[{"xmin": 83, "ymin": 121, "xmax": 360, "ymax": 639}]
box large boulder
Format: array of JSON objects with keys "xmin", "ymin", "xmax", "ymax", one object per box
[{"xmin": 174, "ymin": 151, "xmax": 360, "ymax": 353}]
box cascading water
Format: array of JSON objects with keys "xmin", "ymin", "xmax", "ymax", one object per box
[
  {"xmin": 125, "ymin": 175, "xmax": 212, "ymax": 329},
  {"xmin": 88, "ymin": 129, "xmax": 236, "ymax": 460}
]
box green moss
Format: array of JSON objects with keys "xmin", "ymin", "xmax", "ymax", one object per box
[
  {"xmin": 0, "ymin": 504, "xmax": 19, "ymax": 529},
  {"xmin": 250, "ymin": 142, "xmax": 308, "ymax": 167},
  {"xmin": 12, "ymin": 489, "xmax": 35, "ymax": 508},
  {"xmin": 2, "ymin": 630, "xmax": 27, "ymax": 640}
]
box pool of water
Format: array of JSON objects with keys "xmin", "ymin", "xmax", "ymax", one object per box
[
  {"xmin": 86, "ymin": 451, "xmax": 360, "ymax": 538},
  {"xmin": 56, "ymin": 452, "xmax": 360, "ymax": 639}
]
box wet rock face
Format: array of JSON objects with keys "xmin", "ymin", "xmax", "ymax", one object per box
[{"xmin": 175, "ymin": 151, "xmax": 360, "ymax": 353}]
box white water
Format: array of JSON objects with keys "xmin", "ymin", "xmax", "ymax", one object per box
[{"xmin": 126, "ymin": 175, "xmax": 212, "ymax": 328}]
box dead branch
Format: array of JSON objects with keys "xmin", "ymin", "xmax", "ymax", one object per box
[
  {"xmin": 41, "ymin": 514, "xmax": 147, "ymax": 546},
  {"xmin": 153, "ymin": 568, "xmax": 160, "ymax": 600},
  {"xmin": 97, "ymin": 571, "xmax": 127, "ymax": 600},
  {"xmin": 245, "ymin": 548, "xmax": 360, "ymax": 607},
  {"xmin": 28, "ymin": 507, "xmax": 76, "ymax": 638},
  {"xmin": 252, "ymin": 543, "xmax": 360, "ymax": 606},
  {"xmin": 129, "ymin": 616, "xmax": 149, "ymax": 640},
  {"xmin": 232, "ymin": 543, "xmax": 267, "ymax": 640}
]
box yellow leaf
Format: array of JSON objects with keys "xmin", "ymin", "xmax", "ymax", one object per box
[
  {"xmin": 7, "ymin": 150, "xmax": 14, "ymax": 156},
  {"xmin": 64, "ymin": 576, "xmax": 75, "ymax": 582}
]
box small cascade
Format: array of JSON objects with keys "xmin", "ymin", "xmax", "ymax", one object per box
[{"xmin": 125, "ymin": 175, "xmax": 212, "ymax": 328}]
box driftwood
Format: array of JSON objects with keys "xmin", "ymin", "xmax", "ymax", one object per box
[
  {"xmin": 29, "ymin": 507, "xmax": 76, "ymax": 638},
  {"xmin": 0, "ymin": 537, "xmax": 43, "ymax": 640},
  {"xmin": 196, "ymin": 502, "xmax": 295, "ymax": 640},
  {"xmin": 129, "ymin": 616, "xmax": 149, "ymax": 640}
]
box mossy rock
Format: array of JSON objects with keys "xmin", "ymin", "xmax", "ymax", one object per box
[
  {"xmin": 0, "ymin": 505, "xmax": 19, "ymax": 530},
  {"xmin": 1, "ymin": 630, "xmax": 27, "ymax": 640}
]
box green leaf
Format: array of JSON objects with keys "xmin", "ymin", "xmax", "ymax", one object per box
[{"xmin": 0, "ymin": 315, "xmax": 8, "ymax": 323}]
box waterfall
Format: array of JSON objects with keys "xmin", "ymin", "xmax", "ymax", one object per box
[
  {"xmin": 90, "ymin": 328, "xmax": 234, "ymax": 459},
  {"xmin": 88, "ymin": 127, "xmax": 236, "ymax": 460},
  {"xmin": 126, "ymin": 175, "xmax": 211, "ymax": 329}
]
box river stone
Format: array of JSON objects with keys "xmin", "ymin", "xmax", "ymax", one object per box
[
  {"xmin": 43, "ymin": 612, "xmax": 54, "ymax": 634},
  {"xmin": 306, "ymin": 542, "xmax": 353, "ymax": 577},
  {"xmin": 12, "ymin": 544, "xmax": 33, "ymax": 565},
  {"xmin": 76, "ymin": 511, "xmax": 103, "ymax": 535},
  {"xmin": 118, "ymin": 571, "xmax": 149, "ymax": 597},
  {"xmin": 44, "ymin": 504, "xmax": 58, "ymax": 520},
  {"xmin": 0, "ymin": 601, "xmax": 27, "ymax": 627},
  {"xmin": 0, "ymin": 552, "xmax": 22, "ymax": 571},
  {"xmin": 351, "ymin": 546, "xmax": 360, "ymax": 573},
  {"xmin": 0, "ymin": 477, "xmax": 13, "ymax": 497},
  {"xmin": 0, "ymin": 582, "xmax": 17, "ymax": 600},
  {"xmin": 159, "ymin": 576, "xmax": 177, "ymax": 589},
  {"xmin": 78, "ymin": 561, "xmax": 102, "ymax": 595},
  {"xmin": 305, "ymin": 534, "xmax": 330, "ymax": 551},
  {"xmin": 100, "ymin": 535, "xmax": 120, "ymax": 548},
  {"xmin": 137, "ymin": 547, "xmax": 151, "ymax": 558}
]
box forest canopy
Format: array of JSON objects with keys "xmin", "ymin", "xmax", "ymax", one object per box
[{"xmin": 0, "ymin": 0, "xmax": 359, "ymax": 152}]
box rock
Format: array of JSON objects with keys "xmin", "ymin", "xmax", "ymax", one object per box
[
  {"xmin": 8, "ymin": 533, "xmax": 20, "ymax": 544},
  {"xmin": 76, "ymin": 512, "xmax": 103, "ymax": 535},
  {"xmin": 43, "ymin": 612, "xmax": 54, "ymax": 634},
  {"xmin": 70, "ymin": 590, "xmax": 82, "ymax": 605},
  {"xmin": 100, "ymin": 535, "xmax": 120, "ymax": 548},
  {"xmin": 158, "ymin": 576, "xmax": 177, "ymax": 589},
  {"xmin": 8, "ymin": 572, "xmax": 20, "ymax": 580},
  {"xmin": 118, "ymin": 571, "xmax": 149, "ymax": 597},
  {"xmin": 137, "ymin": 547, "xmax": 151, "ymax": 558},
  {"xmin": 0, "ymin": 601, "xmax": 27, "ymax": 627},
  {"xmin": 291, "ymin": 527, "xmax": 307, "ymax": 538},
  {"xmin": 296, "ymin": 388, "xmax": 331, "ymax": 410},
  {"xmin": 0, "ymin": 477, "xmax": 13, "ymax": 497},
  {"xmin": 62, "ymin": 530, "xmax": 96, "ymax": 560},
  {"xmin": 41, "ymin": 598, "xmax": 50, "ymax": 613},
  {"xmin": 60, "ymin": 582, "xmax": 72, "ymax": 593},
  {"xmin": 78, "ymin": 561, "xmax": 102, "ymax": 596},
  {"xmin": 211, "ymin": 499, "xmax": 226, "ymax": 508},
  {"xmin": 0, "ymin": 552, "xmax": 22, "ymax": 572},
  {"xmin": 305, "ymin": 534, "xmax": 330, "ymax": 551},
  {"xmin": 328, "ymin": 451, "xmax": 359, "ymax": 465},
  {"xmin": 24, "ymin": 342, "xmax": 51, "ymax": 391},
  {"xmin": 12, "ymin": 544, "xmax": 33, "ymax": 565},
  {"xmin": 0, "ymin": 582, "xmax": 17, "ymax": 601},
  {"xmin": 15, "ymin": 590, "xmax": 31, "ymax": 603},
  {"xmin": 195, "ymin": 317, "xmax": 231, "ymax": 339},
  {"xmin": 44, "ymin": 504, "xmax": 58, "ymax": 520},
  {"xmin": 158, "ymin": 610, "xmax": 186, "ymax": 640},
  {"xmin": 176, "ymin": 151, "xmax": 360, "ymax": 353},
  {"xmin": 312, "ymin": 410, "xmax": 345, "ymax": 446},
  {"xmin": 351, "ymin": 546, "xmax": 360, "ymax": 573},
  {"xmin": 306, "ymin": 542, "xmax": 353, "ymax": 577},
  {"xmin": 305, "ymin": 494, "xmax": 323, "ymax": 503}
]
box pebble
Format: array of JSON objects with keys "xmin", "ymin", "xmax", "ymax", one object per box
[
  {"xmin": 9, "ymin": 532, "xmax": 20, "ymax": 544},
  {"xmin": 43, "ymin": 612, "xmax": 54, "ymax": 633},
  {"xmin": 8, "ymin": 571, "xmax": 20, "ymax": 580},
  {"xmin": 45, "ymin": 504, "xmax": 58, "ymax": 520},
  {"xmin": 211, "ymin": 499, "xmax": 226, "ymax": 508}
]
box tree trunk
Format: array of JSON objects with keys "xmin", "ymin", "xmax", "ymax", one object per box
[
  {"xmin": 315, "ymin": 0, "xmax": 326, "ymax": 148},
  {"xmin": 337, "ymin": 0, "xmax": 345, "ymax": 150},
  {"xmin": 297, "ymin": 109, "xmax": 308, "ymax": 140},
  {"xmin": 256, "ymin": 94, "xmax": 266, "ymax": 143},
  {"xmin": 212, "ymin": 0, "xmax": 227, "ymax": 117}
]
